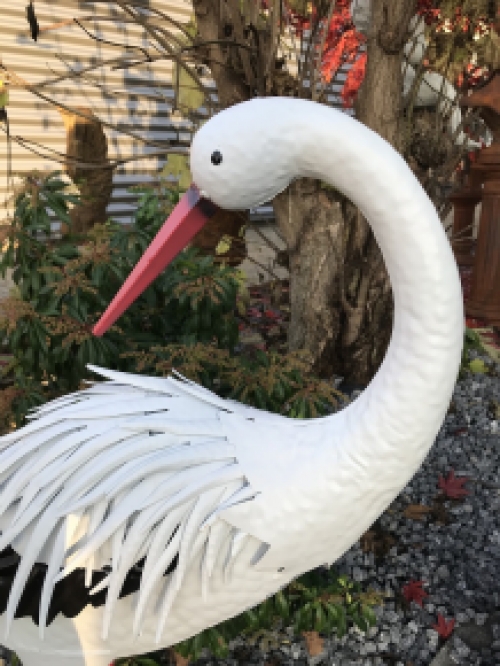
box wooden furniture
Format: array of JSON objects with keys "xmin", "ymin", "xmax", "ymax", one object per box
[
  {"xmin": 449, "ymin": 174, "xmax": 481, "ymax": 267},
  {"xmin": 460, "ymin": 71, "xmax": 500, "ymax": 327}
]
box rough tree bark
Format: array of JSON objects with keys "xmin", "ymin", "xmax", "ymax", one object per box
[
  {"xmin": 192, "ymin": 0, "xmax": 251, "ymax": 107},
  {"xmin": 58, "ymin": 107, "xmax": 114, "ymax": 235},
  {"xmin": 274, "ymin": 0, "xmax": 416, "ymax": 386},
  {"xmin": 344, "ymin": 0, "xmax": 417, "ymax": 383}
]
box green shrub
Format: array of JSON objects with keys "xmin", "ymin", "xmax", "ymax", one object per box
[
  {"xmin": 459, "ymin": 327, "xmax": 484, "ymax": 378},
  {"xmin": 124, "ymin": 343, "xmax": 343, "ymax": 418},
  {"xmin": 0, "ymin": 171, "xmax": 342, "ymax": 425},
  {"xmin": 0, "ymin": 173, "xmax": 239, "ymax": 424},
  {"xmin": 111, "ymin": 569, "xmax": 383, "ymax": 666},
  {"xmin": 171, "ymin": 568, "xmax": 383, "ymax": 662}
]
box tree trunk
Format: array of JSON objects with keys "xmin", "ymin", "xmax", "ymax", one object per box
[
  {"xmin": 191, "ymin": 209, "xmax": 248, "ymax": 265},
  {"xmin": 58, "ymin": 107, "xmax": 114, "ymax": 235},
  {"xmin": 192, "ymin": 0, "xmax": 251, "ymax": 108},
  {"xmin": 273, "ymin": 180, "xmax": 392, "ymax": 386},
  {"xmin": 274, "ymin": 0, "xmax": 416, "ymax": 386},
  {"xmin": 356, "ymin": 0, "xmax": 416, "ymax": 150},
  {"xmin": 273, "ymin": 180, "xmax": 345, "ymax": 377}
]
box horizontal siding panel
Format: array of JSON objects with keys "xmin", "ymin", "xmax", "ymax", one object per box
[{"xmin": 1, "ymin": 0, "xmax": 352, "ymax": 227}]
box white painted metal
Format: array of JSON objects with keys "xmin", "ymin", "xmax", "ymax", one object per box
[{"xmin": 0, "ymin": 97, "xmax": 463, "ymax": 665}]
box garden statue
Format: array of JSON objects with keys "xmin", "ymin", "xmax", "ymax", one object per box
[{"xmin": 0, "ymin": 97, "xmax": 463, "ymax": 666}]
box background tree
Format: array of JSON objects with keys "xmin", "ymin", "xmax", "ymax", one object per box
[{"xmin": 4, "ymin": 0, "xmax": 493, "ymax": 385}]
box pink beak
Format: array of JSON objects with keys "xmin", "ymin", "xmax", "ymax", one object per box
[{"xmin": 93, "ymin": 184, "xmax": 219, "ymax": 336}]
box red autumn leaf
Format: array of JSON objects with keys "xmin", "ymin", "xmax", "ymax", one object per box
[
  {"xmin": 341, "ymin": 52, "xmax": 367, "ymax": 107},
  {"xmin": 438, "ymin": 469, "xmax": 470, "ymax": 499},
  {"xmin": 402, "ymin": 580, "xmax": 429, "ymax": 607},
  {"xmin": 432, "ymin": 613, "xmax": 456, "ymax": 638},
  {"xmin": 321, "ymin": 34, "xmax": 348, "ymax": 83},
  {"xmin": 318, "ymin": 0, "xmax": 365, "ymax": 87},
  {"xmin": 263, "ymin": 309, "xmax": 280, "ymax": 319}
]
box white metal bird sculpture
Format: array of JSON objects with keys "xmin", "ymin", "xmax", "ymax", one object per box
[{"xmin": 0, "ymin": 98, "xmax": 463, "ymax": 666}]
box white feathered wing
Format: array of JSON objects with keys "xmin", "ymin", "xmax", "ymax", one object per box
[{"xmin": 0, "ymin": 365, "xmax": 273, "ymax": 643}]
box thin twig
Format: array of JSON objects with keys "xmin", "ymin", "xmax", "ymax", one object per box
[
  {"xmin": 264, "ymin": 0, "xmax": 281, "ymax": 88},
  {"xmin": 0, "ymin": 127, "xmax": 188, "ymax": 169},
  {"xmin": 73, "ymin": 17, "xmax": 152, "ymax": 62},
  {"xmin": 115, "ymin": 0, "xmax": 215, "ymax": 117},
  {"xmin": 36, "ymin": 54, "xmax": 141, "ymax": 88},
  {"xmin": 1, "ymin": 64, "xmax": 180, "ymax": 149}
]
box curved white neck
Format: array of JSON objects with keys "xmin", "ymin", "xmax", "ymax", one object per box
[{"xmin": 288, "ymin": 100, "xmax": 463, "ymax": 482}]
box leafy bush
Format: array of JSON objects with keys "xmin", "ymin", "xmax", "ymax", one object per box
[
  {"xmin": 0, "ymin": 173, "xmax": 239, "ymax": 425},
  {"xmin": 171, "ymin": 568, "xmax": 383, "ymax": 662},
  {"xmin": 459, "ymin": 327, "xmax": 485, "ymax": 378},
  {"xmin": 124, "ymin": 344, "xmax": 343, "ymax": 418},
  {"xmin": 0, "ymin": 172, "xmax": 343, "ymax": 426}
]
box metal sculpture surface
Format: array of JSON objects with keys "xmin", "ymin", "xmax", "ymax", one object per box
[{"xmin": 0, "ymin": 98, "xmax": 463, "ymax": 666}]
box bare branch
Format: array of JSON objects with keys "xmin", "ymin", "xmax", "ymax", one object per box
[
  {"xmin": 36, "ymin": 54, "xmax": 142, "ymax": 88},
  {"xmin": 0, "ymin": 126, "xmax": 188, "ymax": 170},
  {"xmin": 2, "ymin": 64, "xmax": 180, "ymax": 149},
  {"xmin": 264, "ymin": 0, "xmax": 281, "ymax": 87},
  {"xmin": 73, "ymin": 17, "xmax": 152, "ymax": 62},
  {"xmin": 115, "ymin": 0, "xmax": 215, "ymax": 116}
]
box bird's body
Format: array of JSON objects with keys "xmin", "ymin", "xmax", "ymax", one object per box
[{"xmin": 0, "ymin": 98, "xmax": 463, "ymax": 666}]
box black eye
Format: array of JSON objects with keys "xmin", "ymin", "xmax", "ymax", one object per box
[{"xmin": 211, "ymin": 150, "xmax": 223, "ymax": 165}]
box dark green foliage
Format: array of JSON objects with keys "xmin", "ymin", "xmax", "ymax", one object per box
[
  {"xmin": 172, "ymin": 568, "xmax": 383, "ymax": 662},
  {"xmin": 0, "ymin": 173, "xmax": 239, "ymax": 426},
  {"xmin": 123, "ymin": 344, "xmax": 343, "ymax": 418},
  {"xmin": 114, "ymin": 658, "xmax": 161, "ymax": 666},
  {"xmin": 0, "ymin": 172, "xmax": 342, "ymax": 427},
  {"xmin": 459, "ymin": 327, "xmax": 484, "ymax": 377}
]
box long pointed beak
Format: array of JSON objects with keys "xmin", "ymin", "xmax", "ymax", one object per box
[{"xmin": 93, "ymin": 184, "xmax": 219, "ymax": 336}]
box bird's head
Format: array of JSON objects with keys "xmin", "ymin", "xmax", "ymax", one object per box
[
  {"xmin": 93, "ymin": 98, "xmax": 296, "ymax": 336},
  {"xmin": 191, "ymin": 99, "xmax": 294, "ymax": 210}
]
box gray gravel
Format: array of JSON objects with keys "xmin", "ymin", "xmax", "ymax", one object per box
[
  {"xmin": 1, "ymin": 351, "xmax": 499, "ymax": 666},
  {"xmin": 190, "ymin": 350, "xmax": 500, "ymax": 666}
]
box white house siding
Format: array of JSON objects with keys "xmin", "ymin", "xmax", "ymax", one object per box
[
  {"xmin": 1, "ymin": 0, "xmax": 202, "ymax": 228},
  {"xmin": 1, "ymin": 1, "xmax": 353, "ymax": 229}
]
